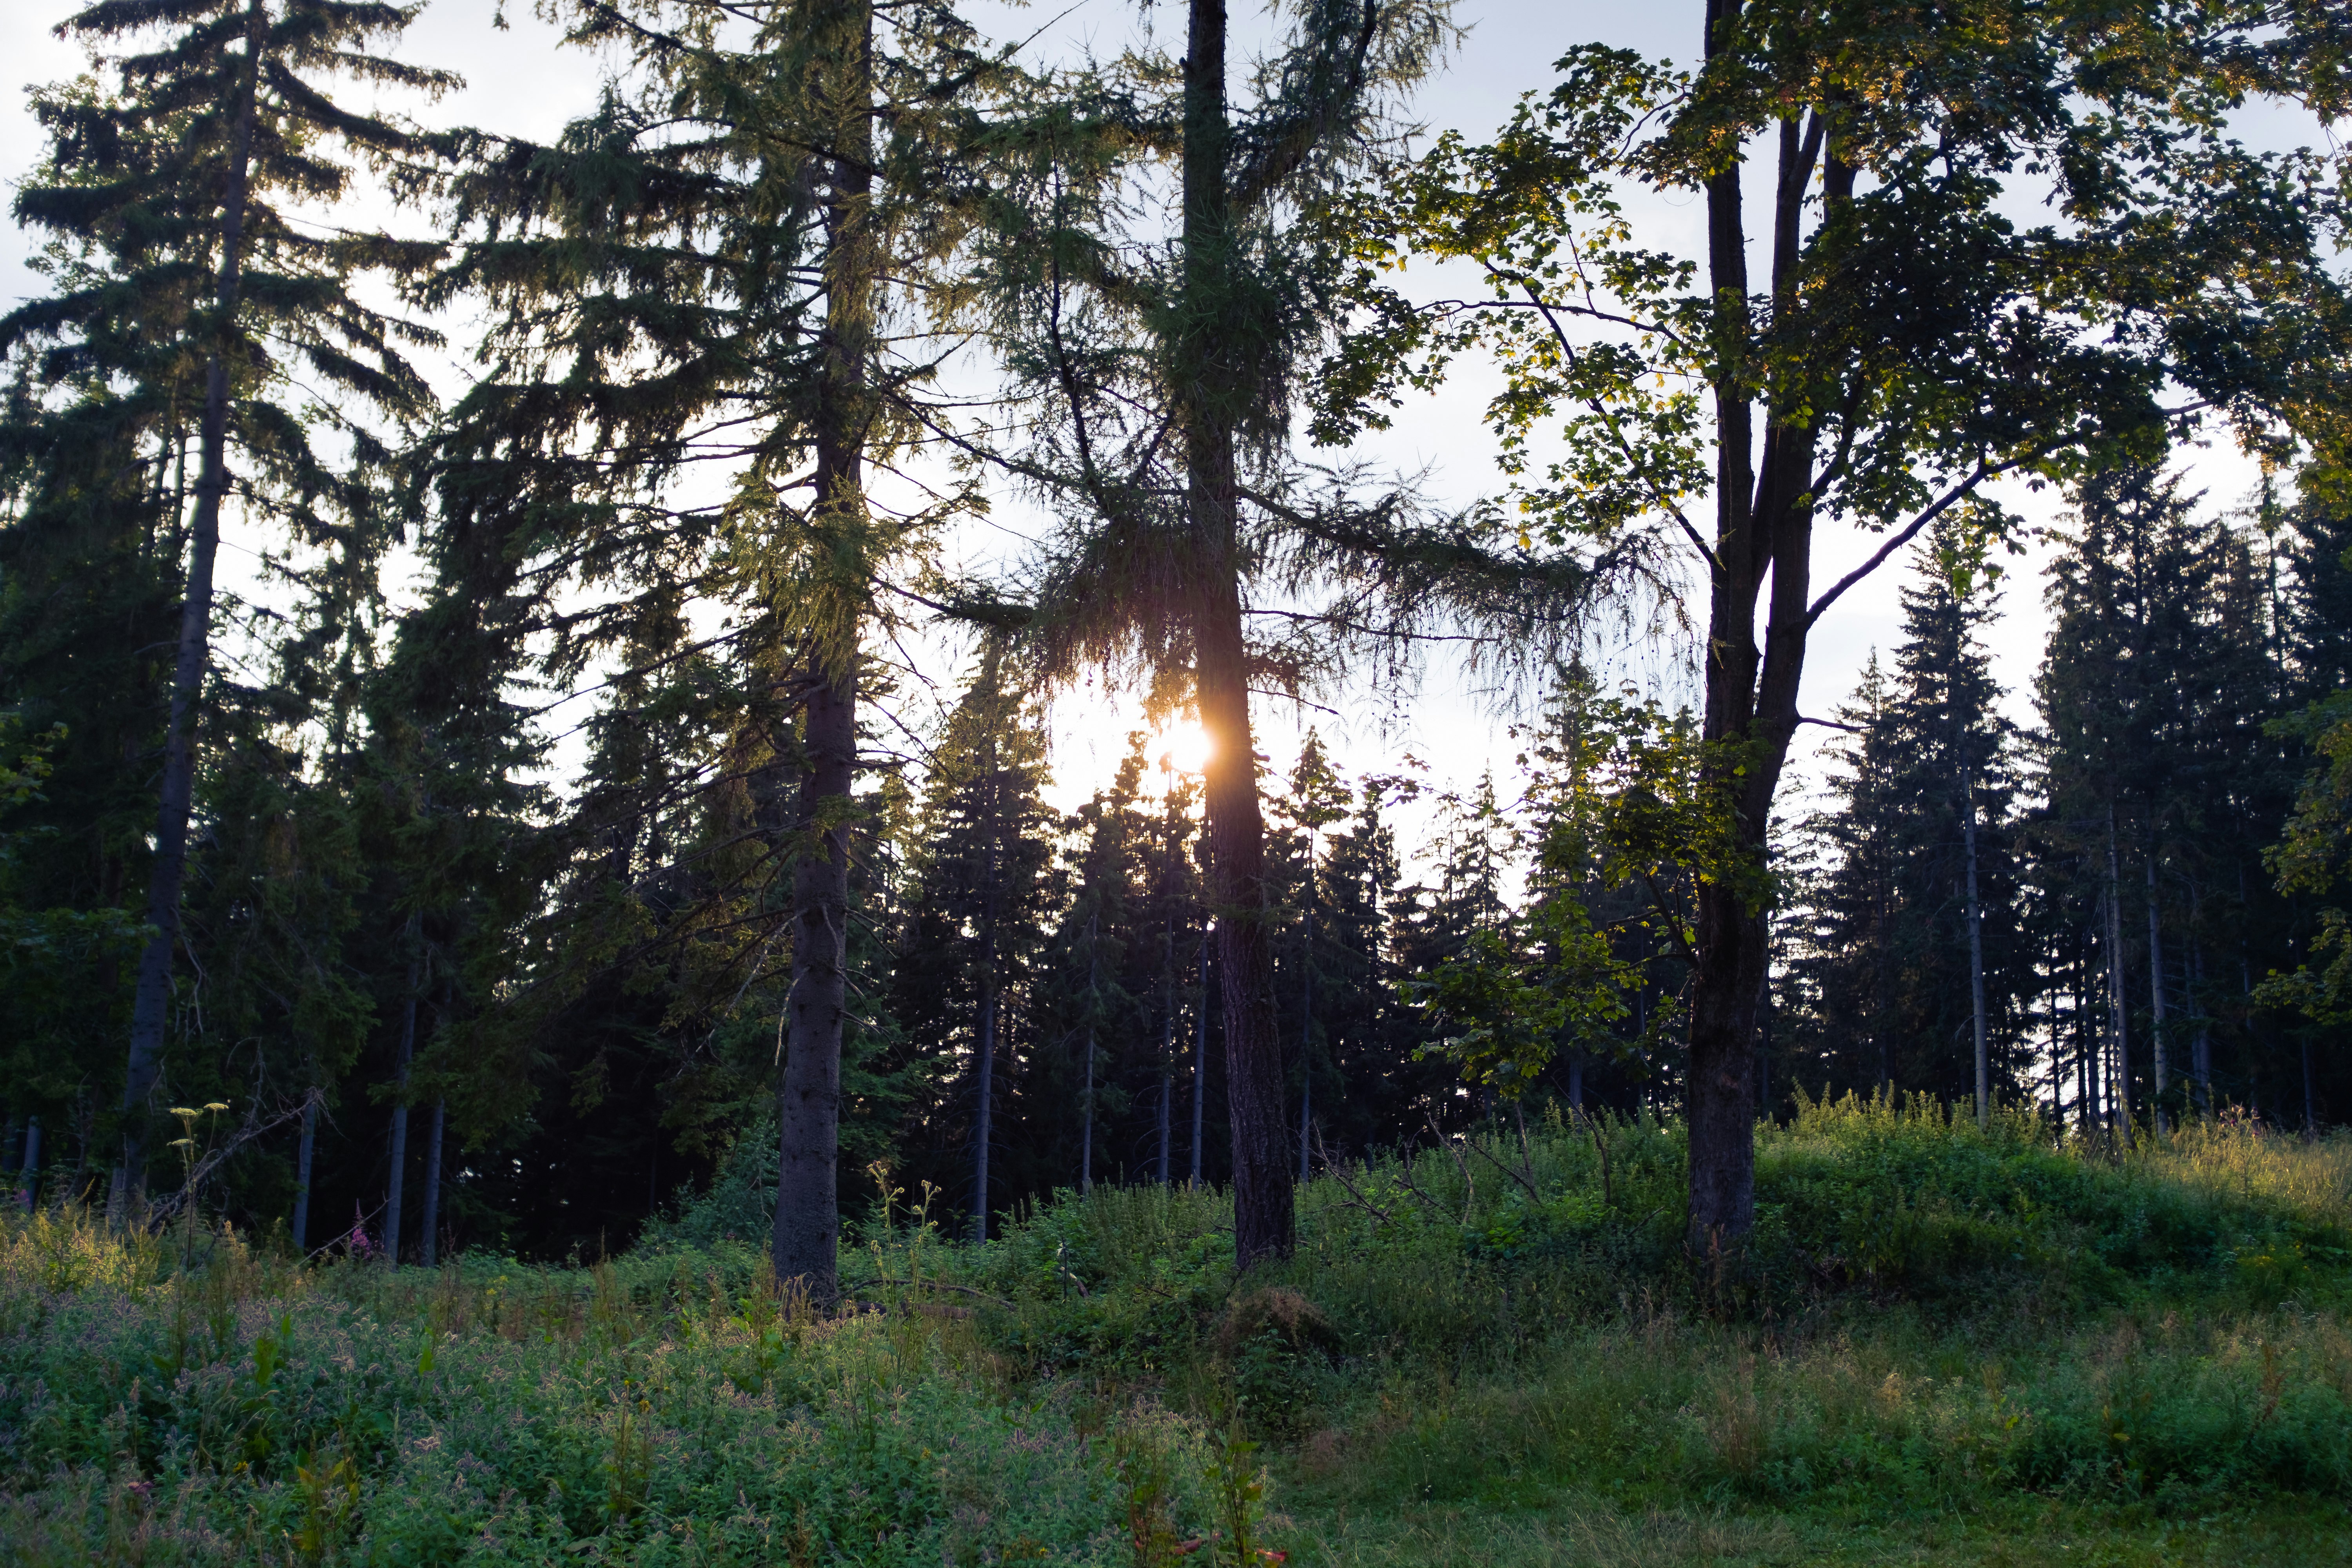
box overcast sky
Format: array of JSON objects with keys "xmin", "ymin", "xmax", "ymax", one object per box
[{"xmin": 0, "ymin": 1, "xmax": 2280, "ymax": 846}]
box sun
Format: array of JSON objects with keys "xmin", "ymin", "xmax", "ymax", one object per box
[{"xmin": 1153, "ymin": 717, "xmax": 1212, "ymax": 777}]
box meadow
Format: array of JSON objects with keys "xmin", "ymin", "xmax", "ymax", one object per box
[{"xmin": 5, "ymin": 1096, "xmax": 2352, "ymax": 1565}]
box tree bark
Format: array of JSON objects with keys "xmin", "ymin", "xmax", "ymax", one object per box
[
  {"xmin": 776, "ymin": 660, "xmax": 853, "ymax": 1302},
  {"xmin": 292, "ymin": 1093, "xmax": 315, "ymax": 1250},
  {"xmin": 1191, "ymin": 934, "xmax": 1209, "ymax": 1189},
  {"xmin": 18, "ymin": 1118, "xmax": 40, "ymax": 1211},
  {"xmin": 2144, "ymin": 849, "xmax": 2169, "ymax": 1130},
  {"xmin": 419, "ymin": 1099, "xmax": 444, "ymax": 1268},
  {"xmin": 772, "ymin": 0, "xmax": 876, "ymax": 1310},
  {"xmin": 972, "ymin": 694, "xmax": 1002, "ymax": 1241},
  {"xmin": 384, "ymin": 977, "xmax": 418, "ymax": 1265},
  {"xmin": 2190, "ymin": 940, "xmax": 2212, "ymax": 1115},
  {"xmin": 2104, "ymin": 807, "xmax": 2134, "ymax": 1140},
  {"xmin": 1159, "ymin": 795, "xmax": 1177, "ymax": 1185},
  {"xmin": 1964, "ymin": 767, "xmax": 1989, "ymax": 1128},
  {"xmin": 1081, "ymin": 913, "xmax": 1098, "ymax": 1193},
  {"xmin": 1184, "ymin": 0, "xmax": 1292, "ymax": 1268},
  {"xmin": 1298, "ymin": 903, "xmax": 1314, "ymax": 1181},
  {"xmin": 119, "ymin": 0, "xmax": 266, "ymax": 1212},
  {"xmin": 971, "ymin": 989, "xmax": 995, "ymax": 1240},
  {"xmin": 1682, "ymin": 0, "xmax": 1843, "ymax": 1249}
]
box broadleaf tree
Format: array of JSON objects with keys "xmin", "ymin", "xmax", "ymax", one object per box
[{"xmin": 1322, "ymin": 0, "xmax": 2352, "ymax": 1243}]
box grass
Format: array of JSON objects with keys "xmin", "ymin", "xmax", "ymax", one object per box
[{"xmin": 4, "ymin": 1096, "xmax": 2351, "ymax": 1563}]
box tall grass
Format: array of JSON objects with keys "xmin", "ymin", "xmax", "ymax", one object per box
[
  {"xmin": 902, "ymin": 1094, "xmax": 2352, "ymax": 1518},
  {"xmin": 0, "ymin": 1211, "xmax": 1225, "ymax": 1565},
  {"xmin": 5, "ymin": 1097, "xmax": 2349, "ymax": 1564}
]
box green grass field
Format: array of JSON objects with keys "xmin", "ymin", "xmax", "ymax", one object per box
[{"xmin": 5, "ymin": 1097, "xmax": 2351, "ymax": 1564}]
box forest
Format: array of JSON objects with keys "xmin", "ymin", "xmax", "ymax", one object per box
[{"xmin": 6, "ymin": 0, "xmax": 2352, "ymax": 1563}]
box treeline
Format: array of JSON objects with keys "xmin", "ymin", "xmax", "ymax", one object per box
[
  {"xmin": 1783, "ymin": 490, "xmax": 2352, "ymax": 1136},
  {"xmin": 4, "ymin": 0, "xmax": 2351, "ymax": 1271}
]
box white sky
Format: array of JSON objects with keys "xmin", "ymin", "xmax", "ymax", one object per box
[{"xmin": 0, "ymin": 0, "xmax": 2289, "ymax": 862}]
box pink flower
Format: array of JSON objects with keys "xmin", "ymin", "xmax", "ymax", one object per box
[{"xmin": 349, "ymin": 1204, "xmax": 374, "ymax": 1260}]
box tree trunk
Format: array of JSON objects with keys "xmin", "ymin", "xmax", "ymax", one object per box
[
  {"xmin": 1682, "ymin": 16, "xmax": 1840, "ymax": 1247},
  {"xmin": 772, "ymin": 0, "xmax": 876, "ymax": 1310},
  {"xmin": 292, "ymin": 1093, "xmax": 315, "ymax": 1250},
  {"xmin": 384, "ymin": 976, "xmax": 417, "ymax": 1265},
  {"xmin": 2144, "ymin": 849, "xmax": 2169, "ymax": 1131},
  {"xmin": 1963, "ymin": 768, "xmax": 1989, "ymax": 1128},
  {"xmin": 777, "ymin": 658, "xmax": 854, "ymax": 1303},
  {"xmin": 2190, "ymin": 941, "xmax": 2212, "ymax": 1115},
  {"xmin": 1298, "ymin": 903, "xmax": 1313, "ymax": 1182},
  {"xmin": 971, "ymin": 988, "xmax": 995, "ymax": 1241},
  {"xmin": 1148, "ymin": 1034, "xmax": 1167, "ymax": 1185},
  {"xmin": 18, "ymin": 1118, "xmax": 40, "ymax": 1211},
  {"xmin": 119, "ymin": 0, "xmax": 266, "ymax": 1212},
  {"xmin": 1081, "ymin": 913, "xmax": 1098, "ymax": 1194},
  {"xmin": 2303, "ymin": 1036, "xmax": 2318, "ymax": 1132},
  {"xmin": 1191, "ymin": 935, "xmax": 1208, "ymax": 1189},
  {"xmin": 2104, "ymin": 808, "xmax": 2133, "ymax": 1140},
  {"xmin": 1184, "ymin": 0, "xmax": 1291, "ymax": 1268},
  {"xmin": 1159, "ymin": 806, "xmax": 1177, "ymax": 1186},
  {"xmin": 419, "ymin": 1099, "xmax": 444, "ymax": 1267}
]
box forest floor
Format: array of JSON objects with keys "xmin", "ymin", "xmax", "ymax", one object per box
[{"xmin": 5, "ymin": 1098, "xmax": 2351, "ymax": 1564}]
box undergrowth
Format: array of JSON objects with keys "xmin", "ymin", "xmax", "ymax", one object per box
[{"xmin": 4, "ymin": 1094, "xmax": 2349, "ymax": 1564}]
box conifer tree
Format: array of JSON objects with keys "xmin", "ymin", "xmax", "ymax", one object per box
[
  {"xmin": 976, "ymin": 0, "xmax": 1549, "ymax": 1265},
  {"xmin": 5, "ymin": 0, "xmax": 456, "ymax": 1203},
  {"xmin": 885, "ymin": 648, "xmax": 1053, "ymax": 1239},
  {"xmin": 1792, "ymin": 526, "xmax": 2027, "ymax": 1110},
  {"xmin": 418, "ymin": 0, "xmax": 1004, "ymax": 1296}
]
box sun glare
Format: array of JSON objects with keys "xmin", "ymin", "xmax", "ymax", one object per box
[{"xmin": 1154, "ymin": 717, "xmax": 1212, "ymax": 777}]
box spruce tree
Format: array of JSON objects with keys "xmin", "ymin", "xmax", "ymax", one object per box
[
  {"xmin": 885, "ymin": 648, "xmax": 1053, "ymax": 1238},
  {"xmin": 1793, "ymin": 526, "xmax": 2027, "ymax": 1111},
  {"xmin": 5, "ymin": 0, "xmax": 456, "ymax": 1203}
]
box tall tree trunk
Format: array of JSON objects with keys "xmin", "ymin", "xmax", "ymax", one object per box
[
  {"xmin": 773, "ymin": 0, "xmax": 876, "ymax": 1309},
  {"xmin": 17, "ymin": 1118, "xmax": 40, "ymax": 1211},
  {"xmin": 2190, "ymin": 941, "xmax": 2212, "ymax": 1115},
  {"xmin": 292, "ymin": 1093, "xmax": 315, "ymax": 1250},
  {"xmin": 1191, "ymin": 934, "xmax": 1208, "ymax": 1189},
  {"xmin": 1683, "ymin": 13, "xmax": 1851, "ymax": 1247},
  {"xmin": 1963, "ymin": 767, "xmax": 1989, "ymax": 1128},
  {"xmin": 384, "ymin": 976, "xmax": 418, "ymax": 1266},
  {"xmin": 1298, "ymin": 903, "xmax": 1313, "ymax": 1182},
  {"xmin": 419, "ymin": 1098, "xmax": 444, "ymax": 1268},
  {"xmin": 2104, "ymin": 807, "xmax": 2134, "ymax": 1140},
  {"xmin": 2144, "ymin": 849, "xmax": 2170, "ymax": 1131},
  {"xmin": 1183, "ymin": 0, "xmax": 1291, "ymax": 1268},
  {"xmin": 1081, "ymin": 913, "xmax": 1098, "ymax": 1194},
  {"xmin": 1158, "ymin": 795, "xmax": 1177, "ymax": 1185},
  {"xmin": 1148, "ymin": 1025, "xmax": 1167, "ymax": 1185},
  {"xmin": 1686, "ymin": 32, "xmax": 1767, "ymax": 1244},
  {"xmin": 119, "ymin": 0, "xmax": 266, "ymax": 1212},
  {"xmin": 971, "ymin": 989, "xmax": 996, "ymax": 1240}
]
